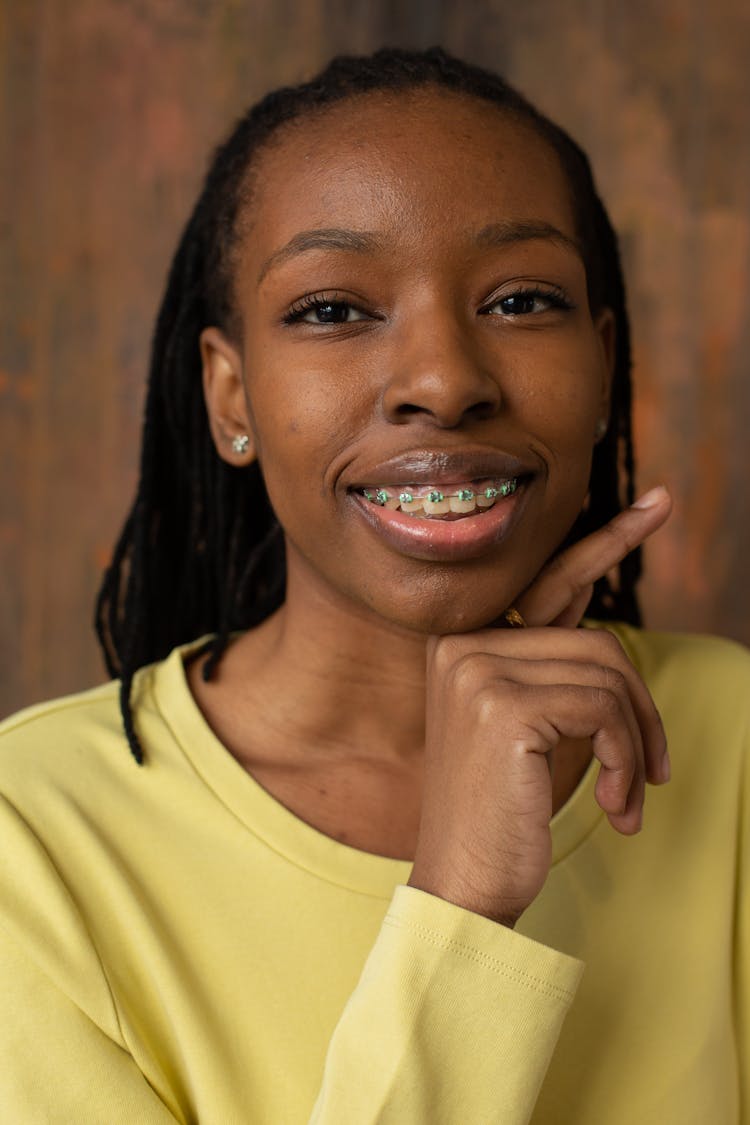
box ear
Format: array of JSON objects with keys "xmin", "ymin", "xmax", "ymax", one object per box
[
  {"xmin": 593, "ymin": 306, "xmax": 616, "ymax": 434},
  {"xmin": 200, "ymin": 327, "xmax": 257, "ymax": 465}
]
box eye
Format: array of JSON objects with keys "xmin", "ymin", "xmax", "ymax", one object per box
[
  {"xmin": 284, "ymin": 295, "xmax": 370, "ymax": 325},
  {"xmin": 483, "ymin": 286, "xmax": 574, "ymax": 317}
]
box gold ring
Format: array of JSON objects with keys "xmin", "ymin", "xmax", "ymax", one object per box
[{"xmin": 502, "ymin": 607, "xmax": 527, "ymax": 628}]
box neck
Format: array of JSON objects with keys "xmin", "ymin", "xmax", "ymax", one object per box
[
  {"xmin": 210, "ymin": 553, "xmax": 432, "ymax": 764},
  {"xmin": 187, "ymin": 545, "xmax": 593, "ymax": 830}
]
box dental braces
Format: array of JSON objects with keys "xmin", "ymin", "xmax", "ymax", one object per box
[{"xmin": 363, "ymin": 479, "xmax": 518, "ymax": 506}]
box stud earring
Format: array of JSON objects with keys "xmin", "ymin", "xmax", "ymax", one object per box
[
  {"xmin": 232, "ymin": 434, "xmax": 250, "ymax": 455},
  {"xmin": 594, "ymin": 419, "xmax": 608, "ymax": 442}
]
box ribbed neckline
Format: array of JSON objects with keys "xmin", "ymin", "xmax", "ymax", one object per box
[{"xmin": 152, "ymin": 630, "xmax": 634, "ymax": 897}]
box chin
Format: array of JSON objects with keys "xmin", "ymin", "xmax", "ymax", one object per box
[{"xmin": 358, "ymin": 578, "xmax": 518, "ymax": 637}]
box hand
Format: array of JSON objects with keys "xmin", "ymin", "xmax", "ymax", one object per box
[
  {"xmin": 408, "ymin": 486, "xmax": 672, "ymax": 927},
  {"xmin": 515, "ymin": 484, "xmax": 673, "ymax": 629}
]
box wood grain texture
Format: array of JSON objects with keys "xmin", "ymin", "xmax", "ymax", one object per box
[{"xmin": 2, "ymin": 0, "xmax": 749, "ymax": 716}]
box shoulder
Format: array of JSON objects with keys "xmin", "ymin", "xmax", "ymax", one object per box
[
  {"xmin": 0, "ymin": 658, "xmax": 183, "ymax": 961},
  {"xmin": 0, "ymin": 638, "xmax": 216, "ymax": 820},
  {"xmin": 0, "ymin": 679, "xmax": 125, "ymax": 784},
  {"xmin": 0, "ymin": 678, "xmax": 123, "ymax": 746},
  {"xmin": 0, "ymin": 683, "xmax": 136, "ymax": 856},
  {"xmin": 0, "ymin": 657, "xmax": 170, "ymax": 808}
]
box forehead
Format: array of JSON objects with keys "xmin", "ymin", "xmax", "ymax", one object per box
[{"xmin": 239, "ymin": 88, "xmax": 578, "ymax": 272}]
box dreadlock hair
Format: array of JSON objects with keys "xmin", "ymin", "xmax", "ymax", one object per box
[{"xmin": 95, "ymin": 45, "xmax": 641, "ymax": 764}]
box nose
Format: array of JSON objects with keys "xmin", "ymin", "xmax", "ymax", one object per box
[{"xmin": 380, "ymin": 306, "xmax": 502, "ymax": 428}]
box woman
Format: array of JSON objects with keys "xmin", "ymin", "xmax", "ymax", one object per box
[{"xmin": 1, "ymin": 47, "xmax": 747, "ymax": 1124}]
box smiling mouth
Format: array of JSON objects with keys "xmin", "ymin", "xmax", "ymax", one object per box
[{"xmin": 358, "ymin": 477, "xmax": 519, "ymax": 520}]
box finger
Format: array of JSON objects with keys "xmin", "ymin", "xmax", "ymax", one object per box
[
  {"xmin": 517, "ymin": 486, "xmax": 672, "ymax": 627},
  {"xmin": 584, "ymin": 631, "xmax": 669, "ymax": 788},
  {"xmin": 487, "ymin": 681, "xmax": 643, "ymax": 832},
  {"xmin": 549, "ymin": 583, "xmax": 593, "ymax": 628},
  {"xmin": 464, "ymin": 651, "xmax": 645, "ymax": 770},
  {"xmin": 594, "ymin": 731, "xmax": 645, "ymax": 835},
  {"xmin": 463, "ymin": 628, "xmax": 669, "ymax": 786}
]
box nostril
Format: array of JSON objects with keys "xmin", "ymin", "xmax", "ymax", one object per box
[
  {"xmin": 382, "ymin": 357, "xmax": 503, "ymax": 426},
  {"xmin": 466, "ymin": 400, "xmax": 499, "ymax": 422},
  {"xmin": 393, "ymin": 402, "xmax": 426, "ymax": 417},
  {"xmin": 392, "ymin": 398, "xmax": 499, "ymax": 422}
]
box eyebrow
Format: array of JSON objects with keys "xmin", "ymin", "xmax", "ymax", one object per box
[
  {"xmin": 257, "ymin": 219, "xmax": 582, "ymax": 285},
  {"xmin": 257, "ymin": 228, "xmax": 382, "ymax": 284},
  {"xmin": 475, "ymin": 220, "xmax": 583, "ymax": 257}
]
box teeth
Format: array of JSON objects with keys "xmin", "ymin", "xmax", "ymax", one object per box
[
  {"xmin": 361, "ymin": 478, "xmax": 519, "ymax": 519},
  {"xmin": 423, "ymin": 498, "xmax": 451, "ymax": 515}
]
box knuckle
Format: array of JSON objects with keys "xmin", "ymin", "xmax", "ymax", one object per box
[
  {"xmin": 601, "ymin": 516, "xmax": 636, "ymax": 557},
  {"xmin": 588, "ymin": 629, "xmax": 630, "ymax": 668},
  {"xmin": 429, "ymin": 634, "xmax": 462, "ymax": 676},
  {"xmin": 548, "ymin": 550, "xmax": 582, "ymax": 594},
  {"xmin": 543, "ymin": 551, "xmax": 565, "ymax": 577},
  {"xmin": 601, "ymin": 518, "xmax": 625, "ymax": 544},
  {"xmin": 473, "ymin": 677, "xmax": 516, "ymax": 722},
  {"xmin": 603, "ymin": 753, "xmax": 636, "ymax": 791},
  {"xmin": 592, "ymin": 628, "xmax": 623, "ymax": 654},
  {"xmin": 594, "ymin": 685, "xmax": 622, "ymax": 718},
  {"xmin": 601, "ymin": 665, "xmax": 628, "ymax": 696},
  {"xmin": 450, "ymin": 652, "xmax": 483, "ymax": 693},
  {"xmin": 445, "ymin": 651, "xmax": 502, "ymax": 697}
]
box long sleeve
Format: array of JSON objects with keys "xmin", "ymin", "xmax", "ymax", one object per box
[
  {"xmin": 0, "ymin": 930, "xmax": 179, "ymax": 1124},
  {"xmin": 310, "ymin": 885, "xmax": 583, "ymax": 1124},
  {"xmin": 0, "ymin": 795, "xmax": 179, "ymax": 1124}
]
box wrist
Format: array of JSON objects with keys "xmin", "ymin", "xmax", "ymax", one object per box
[{"xmin": 406, "ymin": 870, "xmax": 523, "ymax": 929}]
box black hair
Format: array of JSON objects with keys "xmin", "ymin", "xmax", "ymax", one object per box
[{"xmin": 96, "ymin": 46, "xmax": 641, "ymax": 764}]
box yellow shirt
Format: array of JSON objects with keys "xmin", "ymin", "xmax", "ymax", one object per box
[{"xmin": 0, "ymin": 625, "xmax": 747, "ymax": 1123}]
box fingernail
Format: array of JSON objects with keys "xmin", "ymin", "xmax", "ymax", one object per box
[
  {"xmin": 632, "ymin": 485, "xmax": 668, "ymax": 510},
  {"xmin": 660, "ymin": 749, "xmax": 671, "ymax": 783}
]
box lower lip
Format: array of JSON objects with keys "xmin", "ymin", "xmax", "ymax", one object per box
[{"xmin": 350, "ymin": 484, "xmax": 529, "ymax": 562}]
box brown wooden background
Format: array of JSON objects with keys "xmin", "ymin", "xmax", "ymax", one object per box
[{"xmin": 2, "ymin": 0, "xmax": 749, "ymax": 717}]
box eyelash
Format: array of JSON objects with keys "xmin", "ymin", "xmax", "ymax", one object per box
[
  {"xmin": 283, "ymin": 293, "xmax": 368, "ymax": 325},
  {"xmin": 482, "ymin": 284, "xmax": 575, "ymax": 317},
  {"xmin": 282, "ymin": 284, "xmax": 575, "ymax": 326}
]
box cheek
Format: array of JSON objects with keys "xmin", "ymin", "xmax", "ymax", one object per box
[
  {"xmin": 245, "ymin": 386, "xmax": 342, "ymax": 529},
  {"xmin": 245, "ymin": 355, "xmax": 369, "ymax": 486},
  {"xmin": 515, "ymin": 346, "xmax": 603, "ymax": 452}
]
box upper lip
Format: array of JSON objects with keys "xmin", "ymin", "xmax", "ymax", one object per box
[{"xmin": 349, "ymin": 447, "xmax": 539, "ymax": 489}]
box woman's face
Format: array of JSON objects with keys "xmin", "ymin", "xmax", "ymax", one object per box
[{"xmin": 205, "ymin": 88, "xmax": 613, "ymax": 634}]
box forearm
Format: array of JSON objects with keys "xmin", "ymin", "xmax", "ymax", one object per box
[{"xmin": 310, "ymin": 885, "xmax": 583, "ymax": 1124}]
